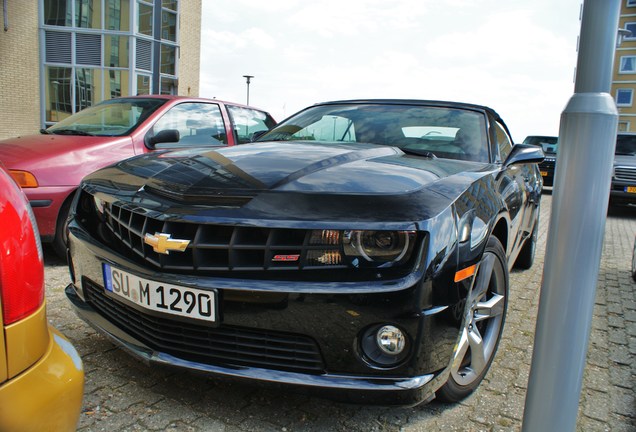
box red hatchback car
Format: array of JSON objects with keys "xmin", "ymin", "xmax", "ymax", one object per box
[
  {"xmin": 0, "ymin": 164, "xmax": 84, "ymax": 431},
  {"xmin": 0, "ymin": 96, "xmax": 276, "ymax": 258}
]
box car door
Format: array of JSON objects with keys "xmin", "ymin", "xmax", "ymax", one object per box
[
  {"xmin": 147, "ymin": 102, "xmax": 231, "ymax": 149},
  {"xmin": 493, "ymin": 121, "xmax": 529, "ymax": 257}
]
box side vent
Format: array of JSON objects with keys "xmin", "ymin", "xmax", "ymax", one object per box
[
  {"xmin": 76, "ymin": 33, "xmax": 102, "ymax": 66},
  {"xmin": 136, "ymin": 39, "xmax": 152, "ymax": 71},
  {"xmin": 45, "ymin": 31, "xmax": 72, "ymax": 63}
]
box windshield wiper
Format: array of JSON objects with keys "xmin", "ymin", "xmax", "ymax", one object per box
[
  {"xmin": 257, "ymin": 133, "xmax": 291, "ymax": 142},
  {"xmin": 400, "ymin": 148, "xmax": 438, "ymax": 159},
  {"xmin": 50, "ymin": 129, "xmax": 95, "ymax": 136},
  {"xmin": 39, "ymin": 128, "xmax": 51, "ymax": 134}
]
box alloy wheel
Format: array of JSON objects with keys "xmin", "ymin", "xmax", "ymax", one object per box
[{"xmin": 450, "ymin": 245, "xmax": 507, "ymax": 386}]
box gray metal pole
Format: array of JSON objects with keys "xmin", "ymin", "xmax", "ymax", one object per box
[
  {"xmin": 522, "ymin": 1, "xmax": 620, "ymax": 431},
  {"xmin": 243, "ymin": 75, "xmax": 254, "ymax": 106}
]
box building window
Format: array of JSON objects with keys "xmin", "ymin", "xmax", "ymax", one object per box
[
  {"xmin": 620, "ymin": 56, "xmax": 636, "ymax": 74},
  {"xmin": 41, "ymin": 0, "xmax": 182, "ymax": 125},
  {"xmin": 160, "ymin": 77, "xmax": 177, "ymax": 94},
  {"xmin": 106, "ymin": 70, "xmax": 130, "ymax": 98},
  {"xmin": 76, "ymin": 0, "xmax": 101, "ymax": 28},
  {"xmin": 45, "ymin": 66, "xmax": 73, "ymax": 122},
  {"xmin": 137, "ymin": 0, "xmax": 153, "ymax": 36},
  {"xmin": 628, "ymin": 0, "xmax": 636, "ymax": 7},
  {"xmin": 625, "ymin": 22, "xmax": 636, "ymax": 40},
  {"xmin": 136, "ymin": 74, "xmax": 151, "ymax": 94},
  {"xmin": 44, "ymin": 0, "xmax": 73, "ymax": 26},
  {"xmin": 160, "ymin": 44, "xmax": 176, "ymax": 75},
  {"xmin": 161, "ymin": 8, "xmax": 177, "ymax": 41},
  {"xmin": 105, "ymin": 35, "xmax": 129, "ymax": 67},
  {"xmin": 162, "ymin": 0, "xmax": 177, "ymax": 11},
  {"xmin": 75, "ymin": 68, "xmax": 102, "ymax": 111},
  {"xmin": 106, "ymin": 0, "xmax": 130, "ymax": 31},
  {"xmin": 617, "ymin": 89, "xmax": 634, "ymax": 107}
]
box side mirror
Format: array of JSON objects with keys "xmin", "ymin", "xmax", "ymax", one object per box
[
  {"xmin": 503, "ymin": 144, "xmax": 545, "ymax": 169},
  {"xmin": 250, "ymin": 130, "xmax": 268, "ymax": 142},
  {"xmin": 146, "ymin": 129, "xmax": 180, "ymax": 148}
]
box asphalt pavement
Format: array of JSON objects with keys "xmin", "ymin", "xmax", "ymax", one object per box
[{"xmin": 44, "ymin": 193, "xmax": 636, "ymax": 431}]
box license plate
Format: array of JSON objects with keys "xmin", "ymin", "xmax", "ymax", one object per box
[
  {"xmin": 626, "ymin": 186, "xmax": 636, "ymax": 193},
  {"xmin": 102, "ymin": 264, "xmax": 216, "ymax": 322},
  {"xmin": 540, "ymin": 171, "xmax": 548, "ymax": 177}
]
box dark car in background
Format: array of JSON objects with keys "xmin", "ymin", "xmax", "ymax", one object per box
[
  {"xmin": 523, "ymin": 135, "xmax": 558, "ymax": 187},
  {"xmin": 0, "ymin": 96, "xmax": 276, "ymax": 257},
  {"xmin": 611, "ymin": 133, "xmax": 636, "ymax": 206},
  {"xmin": 65, "ymin": 99, "xmax": 543, "ymax": 406}
]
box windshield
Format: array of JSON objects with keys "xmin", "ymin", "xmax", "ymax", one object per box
[
  {"xmin": 616, "ymin": 134, "xmax": 636, "ymax": 156},
  {"xmin": 523, "ymin": 136, "xmax": 558, "ymax": 154},
  {"xmin": 258, "ymin": 103, "xmax": 490, "ymax": 162},
  {"xmin": 46, "ymin": 98, "xmax": 167, "ymax": 137}
]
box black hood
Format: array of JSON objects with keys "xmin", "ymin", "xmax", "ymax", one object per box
[
  {"xmin": 83, "ymin": 142, "xmax": 493, "ymax": 223},
  {"xmin": 95, "ymin": 142, "xmax": 485, "ymax": 195}
]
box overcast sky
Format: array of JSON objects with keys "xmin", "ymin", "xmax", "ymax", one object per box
[{"xmin": 199, "ymin": 0, "xmax": 583, "ymax": 141}]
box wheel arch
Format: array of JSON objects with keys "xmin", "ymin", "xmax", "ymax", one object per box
[
  {"xmin": 55, "ymin": 189, "xmax": 78, "ymax": 235},
  {"xmin": 52, "ymin": 188, "xmax": 79, "ymax": 259},
  {"xmin": 490, "ymin": 217, "xmax": 509, "ymax": 257}
]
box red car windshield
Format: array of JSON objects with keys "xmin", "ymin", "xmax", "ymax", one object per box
[{"xmin": 45, "ymin": 98, "xmax": 167, "ymax": 137}]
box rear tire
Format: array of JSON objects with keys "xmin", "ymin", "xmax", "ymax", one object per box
[
  {"xmin": 631, "ymin": 237, "xmax": 636, "ymax": 283},
  {"xmin": 436, "ymin": 236, "xmax": 509, "ymax": 403},
  {"xmin": 514, "ymin": 213, "xmax": 539, "ymax": 270}
]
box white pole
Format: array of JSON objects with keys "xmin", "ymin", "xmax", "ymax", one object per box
[{"xmin": 522, "ymin": 1, "xmax": 621, "ymax": 431}]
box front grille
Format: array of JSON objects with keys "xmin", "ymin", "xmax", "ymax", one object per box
[
  {"xmin": 615, "ymin": 166, "xmax": 636, "ymax": 182},
  {"xmin": 539, "ymin": 159, "xmax": 555, "ymax": 170},
  {"xmin": 102, "ymin": 201, "xmax": 346, "ymax": 272},
  {"xmin": 83, "ymin": 278, "xmax": 325, "ymax": 374}
]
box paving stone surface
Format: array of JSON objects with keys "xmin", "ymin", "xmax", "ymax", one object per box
[{"xmin": 43, "ymin": 194, "xmax": 636, "ymax": 431}]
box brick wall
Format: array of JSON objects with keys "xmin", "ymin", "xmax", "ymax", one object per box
[
  {"xmin": 0, "ymin": 2, "xmax": 40, "ymax": 139},
  {"xmin": 178, "ymin": 0, "xmax": 201, "ymax": 97}
]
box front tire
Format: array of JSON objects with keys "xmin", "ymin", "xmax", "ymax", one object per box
[
  {"xmin": 437, "ymin": 236, "xmax": 509, "ymax": 403},
  {"xmin": 52, "ymin": 197, "xmax": 73, "ymax": 260}
]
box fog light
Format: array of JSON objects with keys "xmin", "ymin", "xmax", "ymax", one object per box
[
  {"xmin": 359, "ymin": 324, "xmax": 410, "ymax": 367},
  {"xmin": 376, "ymin": 325, "xmax": 406, "ymax": 355}
]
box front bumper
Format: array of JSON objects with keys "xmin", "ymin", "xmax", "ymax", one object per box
[
  {"xmin": 66, "ymin": 284, "xmax": 443, "ymax": 405},
  {"xmin": 0, "ymin": 326, "xmax": 84, "ymax": 432},
  {"xmin": 66, "ymin": 224, "xmax": 459, "ymax": 405},
  {"xmin": 538, "ymin": 159, "xmax": 555, "ymax": 187},
  {"xmin": 610, "ymin": 181, "xmax": 636, "ymax": 204}
]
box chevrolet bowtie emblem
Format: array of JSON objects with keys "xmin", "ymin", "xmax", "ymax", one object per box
[{"xmin": 144, "ymin": 233, "xmax": 190, "ymax": 254}]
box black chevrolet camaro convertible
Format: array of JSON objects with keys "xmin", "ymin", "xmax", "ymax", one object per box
[{"xmin": 66, "ymin": 100, "xmax": 543, "ymax": 405}]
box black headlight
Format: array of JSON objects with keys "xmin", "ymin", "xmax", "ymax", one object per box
[
  {"xmin": 343, "ymin": 230, "xmax": 416, "ymax": 264},
  {"xmin": 303, "ymin": 229, "xmax": 417, "ymax": 269}
]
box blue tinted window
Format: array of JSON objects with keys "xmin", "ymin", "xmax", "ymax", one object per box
[
  {"xmin": 626, "ymin": 22, "xmax": 636, "ymax": 40},
  {"xmin": 617, "ymin": 89, "xmax": 633, "ymax": 106}
]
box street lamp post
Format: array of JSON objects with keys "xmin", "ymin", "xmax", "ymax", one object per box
[{"xmin": 243, "ymin": 75, "xmax": 254, "ymax": 106}]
